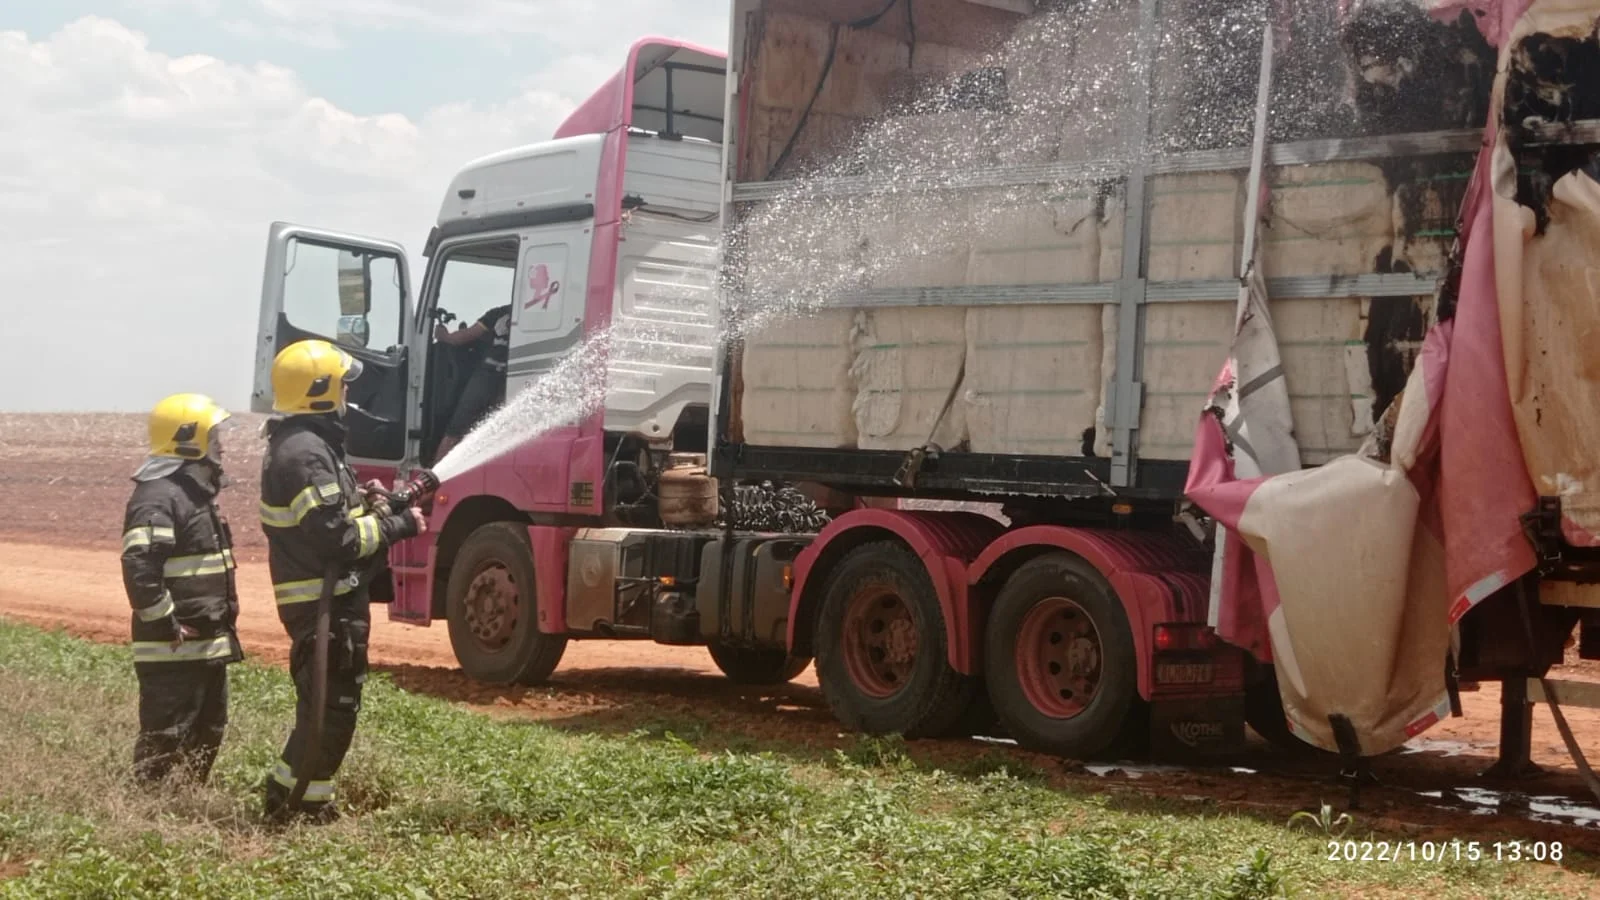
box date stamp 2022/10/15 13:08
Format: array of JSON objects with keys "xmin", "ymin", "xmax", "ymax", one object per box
[{"xmin": 1326, "ymin": 840, "xmax": 1564, "ymax": 865}]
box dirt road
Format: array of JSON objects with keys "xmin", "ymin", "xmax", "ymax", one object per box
[{"xmin": 0, "ymin": 540, "xmax": 766, "ymax": 687}]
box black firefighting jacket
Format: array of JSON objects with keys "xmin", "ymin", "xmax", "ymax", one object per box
[
  {"xmin": 259, "ymin": 415, "xmax": 418, "ymax": 620},
  {"xmin": 120, "ymin": 463, "xmax": 243, "ymax": 667}
]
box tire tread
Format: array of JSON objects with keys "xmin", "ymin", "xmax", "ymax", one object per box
[
  {"xmin": 445, "ymin": 522, "xmax": 568, "ymax": 686},
  {"xmin": 813, "ymin": 541, "xmax": 977, "ymax": 739}
]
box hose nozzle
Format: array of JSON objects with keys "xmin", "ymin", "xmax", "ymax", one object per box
[{"xmin": 387, "ymin": 468, "xmax": 440, "ymax": 507}]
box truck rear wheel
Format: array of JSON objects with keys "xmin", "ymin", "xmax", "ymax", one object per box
[
  {"xmin": 706, "ymin": 641, "xmax": 810, "ymax": 685},
  {"xmin": 446, "ymin": 522, "xmax": 567, "ymax": 686},
  {"xmin": 813, "ymin": 541, "xmax": 978, "ymax": 738},
  {"xmin": 984, "ymin": 553, "xmax": 1139, "ymax": 759}
]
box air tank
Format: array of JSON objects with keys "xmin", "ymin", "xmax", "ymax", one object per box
[{"xmin": 658, "ymin": 453, "xmax": 718, "ymax": 527}]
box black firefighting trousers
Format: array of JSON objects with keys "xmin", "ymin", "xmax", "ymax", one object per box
[
  {"xmin": 264, "ymin": 598, "xmax": 370, "ymax": 818},
  {"xmin": 134, "ymin": 662, "xmax": 229, "ymax": 785}
]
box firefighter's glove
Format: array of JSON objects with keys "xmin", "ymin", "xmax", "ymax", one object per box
[
  {"xmin": 167, "ymin": 616, "xmax": 199, "ymax": 650},
  {"xmin": 362, "ymin": 480, "xmax": 393, "ymax": 518}
]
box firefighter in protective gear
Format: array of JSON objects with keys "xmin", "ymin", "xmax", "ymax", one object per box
[
  {"xmin": 259, "ymin": 339, "xmax": 425, "ymax": 822},
  {"xmin": 120, "ymin": 393, "xmax": 242, "ymax": 786}
]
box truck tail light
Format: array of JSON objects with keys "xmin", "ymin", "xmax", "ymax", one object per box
[
  {"xmin": 1151, "ymin": 624, "xmax": 1240, "ymax": 691},
  {"xmin": 1153, "ymin": 623, "xmax": 1218, "ymax": 652}
]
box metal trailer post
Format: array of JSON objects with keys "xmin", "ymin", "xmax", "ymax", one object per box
[
  {"xmin": 710, "ymin": 0, "xmax": 762, "ymax": 475},
  {"xmin": 1487, "ymin": 673, "xmax": 1539, "ymax": 779},
  {"xmin": 1486, "ymin": 576, "xmax": 1544, "ymax": 778},
  {"xmin": 1106, "ymin": 0, "xmax": 1160, "ymax": 489}
]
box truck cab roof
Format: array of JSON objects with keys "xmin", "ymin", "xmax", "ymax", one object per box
[
  {"xmin": 432, "ymin": 36, "xmax": 725, "ymax": 247},
  {"xmin": 436, "ymin": 134, "xmax": 607, "ymax": 234}
]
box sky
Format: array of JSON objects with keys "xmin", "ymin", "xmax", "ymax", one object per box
[{"xmin": 0, "ymin": 0, "xmax": 729, "ymax": 413}]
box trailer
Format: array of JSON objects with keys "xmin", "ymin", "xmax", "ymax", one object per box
[
  {"xmin": 714, "ymin": 0, "xmax": 1600, "ymax": 777},
  {"xmin": 249, "ymin": 1, "xmax": 1600, "ymax": 772}
]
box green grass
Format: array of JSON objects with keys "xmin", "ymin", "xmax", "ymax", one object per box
[{"xmin": 0, "ymin": 618, "xmax": 1587, "ymax": 899}]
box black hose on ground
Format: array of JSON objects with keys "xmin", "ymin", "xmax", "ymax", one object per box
[{"xmin": 286, "ymin": 566, "xmax": 338, "ymax": 812}]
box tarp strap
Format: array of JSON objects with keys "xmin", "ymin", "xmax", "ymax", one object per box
[{"xmin": 1328, "ymin": 713, "xmax": 1373, "ymax": 810}]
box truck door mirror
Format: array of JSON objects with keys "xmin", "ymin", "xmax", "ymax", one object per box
[
  {"xmin": 337, "ymin": 249, "xmax": 372, "ymax": 315},
  {"xmin": 335, "ymin": 250, "xmax": 374, "ymax": 348},
  {"xmin": 336, "ymin": 314, "xmax": 371, "ymax": 348}
]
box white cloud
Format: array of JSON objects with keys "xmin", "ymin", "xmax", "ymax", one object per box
[
  {"xmin": 220, "ymin": 17, "xmax": 346, "ymax": 50},
  {"xmin": 128, "ymin": 0, "xmax": 729, "ymax": 49},
  {"xmin": 0, "ymin": 12, "xmax": 725, "ymax": 412}
]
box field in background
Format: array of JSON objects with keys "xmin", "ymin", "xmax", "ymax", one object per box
[
  {"xmin": 0, "ymin": 412, "xmax": 272, "ymax": 560},
  {"xmin": 0, "ymin": 619, "xmax": 1591, "ymax": 899}
]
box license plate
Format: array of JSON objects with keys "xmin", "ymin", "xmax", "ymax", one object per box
[{"xmin": 1156, "ymin": 663, "xmax": 1214, "ymax": 685}]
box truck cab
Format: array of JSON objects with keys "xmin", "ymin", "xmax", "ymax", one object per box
[
  {"xmin": 252, "ymin": 38, "xmax": 726, "ymax": 494},
  {"xmin": 250, "ymin": 39, "xmax": 788, "ymax": 675}
]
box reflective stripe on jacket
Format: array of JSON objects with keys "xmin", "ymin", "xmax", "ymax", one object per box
[
  {"xmin": 120, "ymin": 465, "xmax": 242, "ymax": 665},
  {"xmin": 258, "ymin": 416, "xmax": 417, "ymax": 615}
]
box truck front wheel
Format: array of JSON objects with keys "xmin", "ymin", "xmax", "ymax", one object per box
[
  {"xmin": 813, "ymin": 541, "xmax": 978, "ymax": 738},
  {"xmin": 706, "ymin": 641, "xmax": 811, "ymax": 685},
  {"xmin": 445, "ymin": 522, "xmax": 568, "ymax": 686},
  {"xmin": 983, "ymin": 553, "xmax": 1140, "ymax": 759}
]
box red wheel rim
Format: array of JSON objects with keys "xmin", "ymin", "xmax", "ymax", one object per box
[
  {"xmin": 1014, "ymin": 596, "xmax": 1101, "ymax": 719},
  {"xmin": 841, "ymin": 584, "xmax": 918, "ymax": 699},
  {"xmin": 465, "ymin": 562, "xmax": 519, "ymax": 651}
]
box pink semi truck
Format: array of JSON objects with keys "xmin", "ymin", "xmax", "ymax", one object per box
[{"xmin": 251, "ymin": 1, "xmax": 1600, "ymax": 775}]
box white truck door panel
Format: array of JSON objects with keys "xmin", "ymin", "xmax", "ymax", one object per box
[
  {"xmin": 608, "ymin": 137, "xmax": 722, "ymax": 442},
  {"xmin": 606, "ymin": 221, "xmax": 718, "ymax": 441},
  {"xmin": 506, "ymin": 232, "xmax": 589, "ymax": 398},
  {"xmin": 255, "ymin": 222, "xmax": 416, "ymax": 468}
]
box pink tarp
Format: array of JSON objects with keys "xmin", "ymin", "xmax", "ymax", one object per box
[
  {"xmin": 1183, "ymin": 0, "xmax": 1554, "ymax": 755},
  {"xmin": 1425, "ymin": 0, "xmax": 1534, "ymax": 44}
]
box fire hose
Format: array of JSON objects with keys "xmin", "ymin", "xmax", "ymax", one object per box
[
  {"xmin": 286, "ymin": 566, "xmax": 338, "ymax": 812},
  {"xmin": 286, "ymin": 469, "xmax": 439, "ymax": 814}
]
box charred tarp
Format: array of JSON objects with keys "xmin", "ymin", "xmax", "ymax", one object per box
[
  {"xmin": 1149, "ymin": 0, "xmax": 1494, "ymax": 153},
  {"xmin": 1504, "ymin": 13, "xmax": 1600, "ymax": 232},
  {"xmin": 1338, "ymin": 2, "xmax": 1492, "ymax": 416},
  {"xmin": 1340, "ymin": 0, "xmax": 1496, "ymax": 134}
]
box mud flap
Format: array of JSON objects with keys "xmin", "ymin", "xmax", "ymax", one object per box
[{"xmin": 1148, "ymin": 694, "xmax": 1246, "ymax": 761}]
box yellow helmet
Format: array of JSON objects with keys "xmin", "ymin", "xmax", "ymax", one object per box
[
  {"xmin": 270, "ymin": 339, "xmax": 364, "ymax": 415},
  {"xmin": 149, "ymin": 393, "xmax": 233, "ymax": 460}
]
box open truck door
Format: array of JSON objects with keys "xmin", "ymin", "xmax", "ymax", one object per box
[{"xmin": 254, "ymin": 222, "xmax": 418, "ymax": 477}]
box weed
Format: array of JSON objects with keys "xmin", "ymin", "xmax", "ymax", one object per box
[
  {"xmin": 835, "ymin": 733, "xmax": 913, "ymax": 770},
  {"xmin": 1287, "ymin": 802, "xmax": 1354, "ymax": 838}
]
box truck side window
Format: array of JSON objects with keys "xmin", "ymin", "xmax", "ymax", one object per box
[
  {"xmin": 281, "ymin": 238, "xmax": 403, "ymax": 351},
  {"xmin": 432, "ymin": 243, "xmax": 518, "ymax": 341},
  {"xmin": 421, "ymin": 239, "xmax": 519, "ymax": 463}
]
